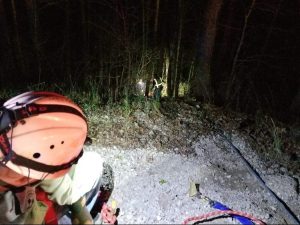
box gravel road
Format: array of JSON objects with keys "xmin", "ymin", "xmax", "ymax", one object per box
[{"xmin": 85, "ymin": 134, "xmax": 300, "ymax": 224}]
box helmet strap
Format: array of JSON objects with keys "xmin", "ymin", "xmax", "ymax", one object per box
[
  {"xmin": 0, "ymin": 133, "xmax": 13, "ymax": 164},
  {"xmin": 13, "ymin": 103, "xmax": 86, "ymax": 122},
  {"xmin": 10, "ymin": 149, "xmax": 84, "ymax": 174}
]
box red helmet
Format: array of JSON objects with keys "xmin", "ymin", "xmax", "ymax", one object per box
[{"xmin": 0, "ymin": 91, "xmax": 88, "ymax": 179}]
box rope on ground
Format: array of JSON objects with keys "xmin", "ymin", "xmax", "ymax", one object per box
[
  {"xmin": 211, "ymin": 125, "xmax": 300, "ymax": 225},
  {"xmin": 183, "ymin": 210, "xmax": 266, "ymax": 225}
]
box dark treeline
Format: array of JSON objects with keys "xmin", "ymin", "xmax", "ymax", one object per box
[{"xmin": 0, "ymin": 0, "xmax": 299, "ymax": 122}]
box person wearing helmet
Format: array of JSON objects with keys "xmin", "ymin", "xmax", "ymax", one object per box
[{"xmin": 0, "ymin": 91, "xmax": 117, "ymax": 224}]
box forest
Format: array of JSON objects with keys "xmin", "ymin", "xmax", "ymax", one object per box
[{"xmin": 0, "ymin": 0, "xmax": 299, "ymax": 123}]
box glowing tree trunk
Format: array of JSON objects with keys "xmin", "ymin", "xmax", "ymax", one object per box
[{"xmin": 174, "ymin": 0, "xmax": 183, "ymax": 98}]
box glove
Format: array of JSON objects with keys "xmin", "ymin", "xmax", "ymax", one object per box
[{"xmin": 94, "ymin": 203, "xmax": 118, "ymax": 225}]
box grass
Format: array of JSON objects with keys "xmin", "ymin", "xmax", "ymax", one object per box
[
  {"xmin": 256, "ymin": 113, "xmax": 284, "ymax": 154},
  {"xmin": 0, "ymin": 89, "xmax": 17, "ymax": 101},
  {"xmin": 178, "ymin": 82, "xmax": 190, "ymax": 97},
  {"xmin": 270, "ymin": 118, "xmax": 283, "ymax": 154},
  {"xmin": 159, "ymin": 179, "xmax": 167, "ymax": 185},
  {"xmin": 118, "ymin": 91, "xmax": 162, "ymax": 117},
  {"xmin": 1, "ymin": 80, "xmax": 298, "ymax": 173}
]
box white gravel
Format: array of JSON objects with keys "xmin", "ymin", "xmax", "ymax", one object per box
[{"xmin": 86, "ymin": 135, "xmax": 300, "ymax": 224}]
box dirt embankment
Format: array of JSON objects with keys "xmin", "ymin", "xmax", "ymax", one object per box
[{"xmin": 88, "ymin": 98, "xmax": 300, "ymax": 177}]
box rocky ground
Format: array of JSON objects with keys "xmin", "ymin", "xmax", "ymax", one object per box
[
  {"xmin": 83, "ymin": 98, "xmax": 300, "ymax": 224},
  {"xmin": 88, "ymin": 98, "xmax": 300, "ymax": 175}
]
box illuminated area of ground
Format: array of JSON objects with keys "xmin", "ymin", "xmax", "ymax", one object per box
[{"xmin": 85, "ymin": 136, "xmax": 299, "ymax": 224}]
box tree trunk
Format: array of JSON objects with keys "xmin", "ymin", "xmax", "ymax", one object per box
[
  {"xmin": 11, "ymin": 0, "xmax": 26, "ymax": 78},
  {"xmin": 80, "ymin": 0, "xmax": 89, "ymax": 76},
  {"xmin": 31, "ymin": 0, "xmax": 42, "ymax": 83},
  {"xmin": 251, "ymin": 0, "xmax": 282, "ymax": 106},
  {"xmin": 167, "ymin": 44, "xmax": 175, "ymax": 97},
  {"xmin": 225, "ymin": 0, "xmax": 256, "ymax": 102},
  {"xmin": 196, "ymin": 0, "xmax": 223, "ymax": 102},
  {"xmin": 213, "ymin": 0, "xmax": 235, "ymax": 105},
  {"xmin": 153, "ymin": 0, "xmax": 160, "ymax": 46},
  {"xmin": 163, "ymin": 48, "xmax": 170, "ymax": 95},
  {"xmin": 0, "ymin": 0, "xmax": 13, "ymax": 84},
  {"xmin": 64, "ymin": 0, "xmax": 71, "ymax": 82},
  {"xmin": 174, "ymin": 0, "xmax": 183, "ymax": 98},
  {"xmin": 142, "ymin": 0, "xmax": 149, "ymax": 97}
]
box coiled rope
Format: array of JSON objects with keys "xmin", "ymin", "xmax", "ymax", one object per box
[{"xmin": 183, "ymin": 210, "xmax": 266, "ymax": 225}]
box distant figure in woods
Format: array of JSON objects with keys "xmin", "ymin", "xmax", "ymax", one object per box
[
  {"xmin": 136, "ymin": 79, "xmax": 146, "ymax": 96},
  {"xmin": 152, "ymin": 78, "xmax": 163, "ymax": 101},
  {"xmin": 135, "ymin": 78, "xmax": 163, "ymax": 101},
  {"xmin": 0, "ymin": 91, "xmax": 117, "ymax": 224}
]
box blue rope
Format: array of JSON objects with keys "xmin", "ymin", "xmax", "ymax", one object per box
[{"xmin": 210, "ymin": 200, "xmax": 254, "ymax": 225}]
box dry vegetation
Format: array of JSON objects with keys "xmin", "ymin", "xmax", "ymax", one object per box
[{"xmin": 86, "ymin": 97, "xmax": 300, "ymax": 176}]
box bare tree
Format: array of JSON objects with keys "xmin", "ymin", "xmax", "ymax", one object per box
[
  {"xmin": 64, "ymin": 0, "xmax": 71, "ymax": 81},
  {"xmin": 174, "ymin": 0, "xmax": 183, "ymax": 98},
  {"xmin": 225, "ymin": 0, "xmax": 256, "ymax": 102},
  {"xmin": 193, "ymin": 0, "xmax": 223, "ymax": 102},
  {"xmin": 80, "ymin": 0, "xmax": 89, "ymax": 72},
  {"xmin": 30, "ymin": 0, "xmax": 42, "ymax": 83},
  {"xmin": 153, "ymin": 0, "xmax": 160, "ymax": 45},
  {"xmin": 0, "ymin": 0, "xmax": 12, "ymax": 83},
  {"xmin": 11, "ymin": 0, "xmax": 27, "ymax": 78}
]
